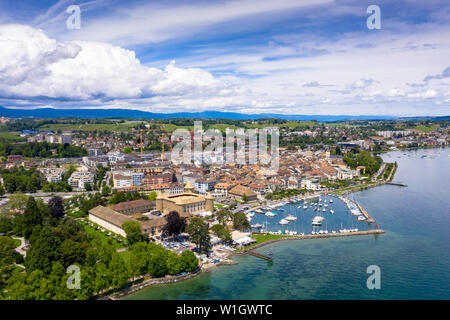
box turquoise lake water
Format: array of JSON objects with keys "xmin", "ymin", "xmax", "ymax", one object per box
[{"xmin": 124, "ymin": 147, "xmax": 450, "ymax": 300}]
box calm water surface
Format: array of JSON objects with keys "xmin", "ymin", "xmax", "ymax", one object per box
[{"xmin": 125, "ymin": 148, "xmax": 450, "ymax": 300}]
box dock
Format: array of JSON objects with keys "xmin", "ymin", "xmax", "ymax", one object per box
[
  {"xmin": 243, "ymin": 230, "xmax": 385, "ymax": 260},
  {"xmin": 386, "ymin": 181, "xmax": 408, "ymax": 187},
  {"xmin": 245, "ymin": 250, "xmax": 273, "ymax": 261},
  {"xmin": 355, "ymin": 201, "xmax": 376, "ymax": 223}
]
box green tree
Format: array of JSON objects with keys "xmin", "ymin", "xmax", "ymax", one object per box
[
  {"xmin": 148, "ymin": 191, "xmax": 157, "ymax": 201},
  {"xmin": 180, "ymin": 250, "xmax": 198, "ymax": 272},
  {"xmin": 233, "ymin": 212, "xmax": 250, "ymax": 231},
  {"xmin": 210, "ymin": 224, "xmax": 232, "ymax": 242},
  {"xmin": 147, "ymin": 243, "xmax": 168, "ymax": 277},
  {"xmin": 185, "ymin": 218, "xmax": 211, "ymax": 253},
  {"xmin": 101, "ymin": 185, "xmax": 111, "ymax": 196},
  {"xmin": 25, "ymin": 226, "xmax": 61, "ymax": 273},
  {"xmin": 22, "ymin": 197, "xmax": 43, "ymax": 239},
  {"xmin": 0, "ymin": 236, "xmax": 16, "ymax": 287},
  {"xmin": 166, "ymin": 251, "xmax": 181, "ymax": 275},
  {"xmin": 122, "ymin": 221, "xmax": 143, "ymax": 246}
]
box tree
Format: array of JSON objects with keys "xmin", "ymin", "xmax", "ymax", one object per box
[
  {"xmin": 233, "ymin": 212, "xmax": 250, "ymax": 231},
  {"xmin": 166, "ymin": 251, "xmax": 181, "ymax": 275},
  {"xmin": 0, "ymin": 236, "xmax": 16, "ymax": 287},
  {"xmin": 122, "ymin": 221, "xmax": 143, "ymax": 246},
  {"xmin": 216, "ymin": 210, "xmax": 233, "ymax": 226},
  {"xmin": 25, "ymin": 226, "xmax": 62, "ymax": 273},
  {"xmin": 148, "ymin": 191, "xmax": 157, "ymax": 201},
  {"xmin": 48, "ymin": 196, "xmax": 65, "ymax": 219},
  {"xmin": 22, "ymin": 197, "xmax": 43, "ymax": 239},
  {"xmin": 210, "ymin": 224, "xmax": 232, "ymax": 242},
  {"xmin": 180, "ymin": 250, "xmax": 198, "ymax": 272},
  {"xmin": 147, "ymin": 243, "xmax": 168, "ymax": 277},
  {"xmin": 185, "ymin": 218, "xmax": 211, "ymax": 253},
  {"xmin": 0, "ymin": 217, "xmax": 13, "ymax": 234},
  {"xmin": 162, "ymin": 211, "xmax": 186, "ymax": 240},
  {"xmin": 101, "ymin": 185, "xmax": 111, "ymax": 196}
]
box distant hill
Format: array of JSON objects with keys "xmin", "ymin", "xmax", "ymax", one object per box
[{"xmin": 0, "ymin": 106, "xmax": 403, "ymax": 121}]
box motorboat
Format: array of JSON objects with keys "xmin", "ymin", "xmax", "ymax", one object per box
[
  {"xmin": 279, "ymin": 219, "xmax": 289, "ymax": 225},
  {"xmin": 251, "ymin": 223, "xmax": 263, "ymax": 228},
  {"xmin": 265, "ymin": 212, "xmax": 276, "ymax": 217},
  {"xmin": 358, "ymin": 216, "xmax": 366, "ymax": 221},
  {"xmin": 285, "ymin": 214, "xmax": 297, "ymax": 221},
  {"xmin": 330, "ymin": 209, "xmax": 334, "ymax": 214}
]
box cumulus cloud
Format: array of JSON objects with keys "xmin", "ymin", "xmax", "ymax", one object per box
[
  {"xmin": 0, "ymin": 24, "xmax": 224, "ymax": 100},
  {"xmin": 407, "ymin": 90, "xmax": 437, "ymax": 99},
  {"xmin": 387, "ymin": 89, "xmax": 405, "ymax": 97}
]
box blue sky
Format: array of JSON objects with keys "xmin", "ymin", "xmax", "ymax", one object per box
[{"xmin": 0, "ymin": 0, "xmax": 449, "ymax": 115}]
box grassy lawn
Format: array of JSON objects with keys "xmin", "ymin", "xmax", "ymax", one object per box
[
  {"xmin": 77, "ymin": 220, "xmax": 127, "ymax": 249},
  {"xmin": 0, "ymin": 131, "xmax": 26, "ymax": 142},
  {"xmin": 161, "ymin": 124, "xmax": 193, "ymax": 132},
  {"xmin": 235, "ymin": 233, "xmax": 298, "ymax": 252},
  {"xmin": 39, "ymin": 122, "xmax": 139, "ymax": 132}
]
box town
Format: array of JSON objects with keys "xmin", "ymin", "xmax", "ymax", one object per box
[{"xmin": 0, "ymin": 116, "xmax": 448, "ymax": 299}]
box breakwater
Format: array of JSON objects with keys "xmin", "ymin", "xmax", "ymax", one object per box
[{"xmin": 243, "ymin": 229, "xmax": 385, "ymax": 255}]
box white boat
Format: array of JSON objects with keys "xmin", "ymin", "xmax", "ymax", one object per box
[
  {"xmin": 285, "ymin": 214, "xmax": 297, "ymax": 221},
  {"xmin": 279, "ymin": 219, "xmax": 290, "ymax": 225},
  {"xmin": 303, "ymin": 205, "xmax": 307, "ymax": 209},
  {"xmin": 330, "ymin": 209, "xmax": 334, "ymax": 214},
  {"xmin": 265, "ymin": 212, "xmax": 276, "ymax": 217},
  {"xmin": 251, "ymin": 223, "xmax": 263, "ymax": 228},
  {"xmin": 358, "ymin": 216, "xmax": 366, "ymax": 221},
  {"xmin": 329, "ymin": 199, "xmax": 333, "ymax": 203},
  {"xmin": 322, "ymin": 208, "xmax": 326, "ymax": 212},
  {"xmin": 312, "ymin": 216, "xmax": 324, "ymax": 226}
]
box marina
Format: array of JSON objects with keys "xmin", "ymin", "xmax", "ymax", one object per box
[{"xmin": 247, "ymin": 193, "xmax": 375, "ymax": 236}]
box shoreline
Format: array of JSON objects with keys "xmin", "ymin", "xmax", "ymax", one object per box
[{"xmin": 112, "ymin": 229, "xmax": 385, "ymax": 300}]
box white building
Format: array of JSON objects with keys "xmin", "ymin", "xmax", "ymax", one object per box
[
  {"xmin": 39, "ymin": 167, "xmax": 66, "ymax": 183},
  {"xmin": 68, "ymin": 172, "xmax": 95, "ymax": 190}
]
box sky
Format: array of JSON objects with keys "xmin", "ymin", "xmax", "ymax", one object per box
[{"xmin": 0, "ymin": 0, "xmax": 449, "ymax": 116}]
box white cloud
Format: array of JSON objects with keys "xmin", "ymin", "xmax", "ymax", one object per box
[
  {"xmin": 0, "ymin": 24, "xmax": 224, "ymax": 100},
  {"xmin": 387, "ymin": 89, "xmax": 405, "ymax": 97},
  {"xmin": 407, "ymin": 90, "xmax": 437, "ymax": 99}
]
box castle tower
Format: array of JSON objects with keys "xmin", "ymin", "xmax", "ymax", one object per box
[{"xmin": 184, "ymin": 181, "xmax": 194, "ymax": 193}]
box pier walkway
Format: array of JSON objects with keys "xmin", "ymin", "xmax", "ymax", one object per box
[
  {"xmin": 245, "ymin": 250, "xmax": 273, "ymax": 261},
  {"xmin": 386, "ymin": 181, "xmax": 408, "ymax": 187},
  {"xmin": 243, "ymin": 230, "xmax": 385, "ymax": 260},
  {"xmin": 355, "ymin": 202, "xmax": 376, "ymax": 223}
]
